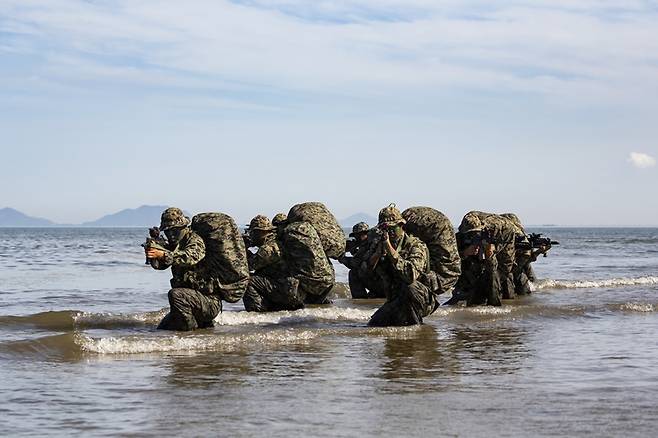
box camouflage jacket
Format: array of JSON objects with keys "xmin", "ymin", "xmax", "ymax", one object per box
[
  {"xmin": 248, "ymin": 234, "xmax": 287, "ymax": 277},
  {"xmin": 375, "ymin": 232, "xmax": 430, "ymax": 288},
  {"xmin": 338, "ymin": 239, "xmax": 370, "ymax": 271},
  {"xmin": 150, "ymin": 228, "xmax": 208, "ymax": 291}
]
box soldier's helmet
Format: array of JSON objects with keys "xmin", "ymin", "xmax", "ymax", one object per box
[
  {"xmin": 271, "ymin": 213, "xmax": 288, "ymax": 227},
  {"xmin": 249, "ymin": 215, "xmax": 274, "ymax": 231},
  {"xmin": 160, "ymin": 207, "xmax": 190, "ymax": 231},
  {"xmin": 378, "ymin": 203, "xmax": 406, "ymax": 227},
  {"xmin": 349, "ymin": 222, "xmax": 369, "ymax": 237},
  {"xmin": 460, "ymin": 212, "xmax": 484, "ymax": 233}
]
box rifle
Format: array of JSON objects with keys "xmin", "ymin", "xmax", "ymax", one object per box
[
  {"xmin": 141, "ymin": 227, "xmax": 167, "ymax": 264},
  {"xmin": 459, "ymin": 229, "xmax": 498, "ymax": 261},
  {"xmin": 515, "ymin": 233, "xmax": 559, "ymax": 256}
]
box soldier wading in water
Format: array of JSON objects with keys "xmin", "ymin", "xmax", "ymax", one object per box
[{"xmin": 145, "ymin": 207, "xmax": 219, "ymax": 330}]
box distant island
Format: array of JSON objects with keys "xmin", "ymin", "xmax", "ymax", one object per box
[
  {"xmin": 0, "ymin": 205, "xmax": 170, "ymax": 228},
  {"xmin": 1, "ymin": 206, "xmax": 377, "ymax": 228},
  {"xmin": 0, "ymin": 207, "xmax": 56, "ymax": 227}
]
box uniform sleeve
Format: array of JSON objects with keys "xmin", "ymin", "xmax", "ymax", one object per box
[
  {"xmin": 249, "ymin": 243, "xmax": 281, "ymax": 272},
  {"xmin": 170, "ymin": 233, "xmax": 206, "ymax": 268},
  {"xmin": 391, "ymin": 240, "xmax": 427, "ymax": 284}
]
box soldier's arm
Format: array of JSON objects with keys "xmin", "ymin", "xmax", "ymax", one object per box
[
  {"xmin": 390, "ymin": 242, "xmax": 427, "ymax": 284},
  {"xmin": 249, "ymin": 243, "xmax": 281, "ymax": 272},
  {"xmin": 148, "ymin": 240, "xmax": 175, "ymax": 270},
  {"xmin": 165, "ymin": 233, "xmax": 206, "ymax": 268}
]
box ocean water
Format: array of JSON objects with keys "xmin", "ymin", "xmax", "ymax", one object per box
[{"xmin": 0, "ymin": 227, "xmax": 657, "ymax": 437}]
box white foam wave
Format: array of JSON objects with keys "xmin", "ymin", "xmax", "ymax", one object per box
[
  {"xmin": 72, "ymin": 309, "xmax": 168, "ymax": 326},
  {"xmin": 214, "ymin": 307, "xmax": 373, "ymax": 326},
  {"xmin": 620, "ymin": 302, "xmax": 655, "ymax": 313},
  {"xmin": 432, "ymin": 306, "xmax": 513, "ymax": 317},
  {"xmin": 533, "ymin": 276, "xmax": 658, "ymax": 290},
  {"xmin": 78, "ymin": 329, "xmax": 321, "ymax": 354}
]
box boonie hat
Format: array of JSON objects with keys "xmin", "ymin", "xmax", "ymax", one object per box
[
  {"xmin": 378, "ymin": 203, "xmax": 406, "ymax": 227},
  {"xmin": 160, "ymin": 207, "xmax": 190, "ymax": 231},
  {"xmin": 349, "ymin": 222, "xmax": 369, "ymax": 237},
  {"xmin": 249, "ymin": 215, "xmax": 275, "ymax": 231}
]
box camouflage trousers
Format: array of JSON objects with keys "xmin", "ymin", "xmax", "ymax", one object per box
[
  {"xmin": 157, "ymin": 288, "xmax": 221, "ymax": 331},
  {"xmin": 348, "ymin": 269, "xmax": 386, "ymax": 299},
  {"xmin": 512, "ymin": 253, "xmax": 535, "ymax": 296},
  {"xmin": 368, "ymin": 281, "xmax": 437, "ymax": 327},
  {"xmin": 496, "ymin": 243, "xmax": 516, "ymax": 300},
  {"xmin": 243, "ymin": 275, "xmax": 305, "ymax": 312},
  {"xmin": 512, "ymin": 263, "xmax": 532, "ymax": 296},
  {"xmin": 448, "ymin": 257, "xmax": 502, "ymax": 306}
]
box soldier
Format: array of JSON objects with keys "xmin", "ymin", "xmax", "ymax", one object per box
[
  {"xmin": 145, "ymin": 207, "xmax": 219, "ymax": 331},
  {"xmin": 368, "ymin": 204, "xmax": 436, "ymax": 327},
  {"xmin": 448, "ymin": 213, "xmax": 502, "ymax": 306},
  {"xmin": 467, "ymin": 211, "xmax": 519, "ymax": 300},
  {"xmin": 245, "ymin": 215, "xmax": 284, "ymax": 277},
  {"xmin": 338, "ymin": 222, "xmax": 380, "ymax": 299},
  {"xmin": 501, "ymin": 213, "xmax": 551, "ymax": 295},
  {"xmin": 242, "ymin": 215, "xmax": 299, "ymax": 312}
]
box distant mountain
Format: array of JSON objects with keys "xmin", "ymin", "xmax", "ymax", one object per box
[
  {"xmin": 81, "ymin": 205, "xmax": 172, "ymax": 227},
  {"xmin": 340, "ymin": 212, "xmax": 378, "ymax": 228},
  {"xmin": 0, "ymin": 207, "xmax": 56, "ymax": 227}
]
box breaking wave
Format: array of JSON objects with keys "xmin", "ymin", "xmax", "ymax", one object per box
[
  {"xmin": 0, "ymin": 309, "xmax": 167, "ymax": 331},
  {"xmin": 533, "ymin": 276, "xmax": 658, "ymax": 291},
  {"xmin": 214, "ymin": 307, "xmax": 372, "ymax": 326},
  {"xmin": 618, "ymin": 302, "xmax": 656, "ymax": 313},
  {"xmin": 79, "ymin": 329, "xmax": 322, "ymax": 354}
]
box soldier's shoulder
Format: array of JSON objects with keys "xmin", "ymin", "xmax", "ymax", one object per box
[
  {"xmin": 405, "ymin": 233, "xmax": 427, "ymax": 249},
  {"xmin": 187, "ymin": 230, "xmax": 206, "ymax": 244}
]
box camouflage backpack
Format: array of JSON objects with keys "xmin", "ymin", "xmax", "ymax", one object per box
[
  {"xmin": 287, "ymin": 202, "xmax": 346, "ymax": 259},
  {"xmin": 191, "ymin": 213, "xmax": 250, "ymax": 303},
  {"xmin": 402, "ymin": 206, "xmax": 462, "ymax": 294},
  {"xmin": 279, "ymin": 221, "xmax": 335, "ymax": 297}
]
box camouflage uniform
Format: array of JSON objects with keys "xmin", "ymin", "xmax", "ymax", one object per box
[
  {"xmin": 468, "ymin": 211, "xmax": 519, "ymax": 299},
  {"xmin": 501, "ymin": 213, "xmax": 533, "ymax": 296},
  {"xmin": 244, "ymin": 219, "xmax": 335, "ymax": 311},
  {"xmin": 150, "ymin": 208, "xmax": 220, "ymax": 331},
  {"xmin": 449, "ymin": 213, "xmax": 502, "ymax": 306},
  {"xmin": 369, "ymin": 205, "xmax": 436, "ymax": 327},
  {"xmin": 338, "ymin": 222, "xmax": 382, "ymax": 299},
  {"xmin": 243, "ymin": 215, "xmax": 300, "ymax": 312}
]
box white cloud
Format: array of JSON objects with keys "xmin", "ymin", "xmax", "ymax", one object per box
[
  {"xmin": 628, "ymin": 152, "xmax": 656, "ymax": 169},
  {"xmin": 2, "ymin": 0, "xmax": 658, "ymax": 109}
]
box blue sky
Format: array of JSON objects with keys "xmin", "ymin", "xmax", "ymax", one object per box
[{"xmin": 1, "ymin": 0, "xmax": 657, "ymax": 226}]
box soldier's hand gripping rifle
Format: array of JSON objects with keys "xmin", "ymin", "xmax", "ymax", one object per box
[
  {"xmin": 460, "ymin": 229, "xmax": 497, "ymax": 261},
  {"xmin": 141, "ymin": 227, "xmax": 167, "ymax": 264}
]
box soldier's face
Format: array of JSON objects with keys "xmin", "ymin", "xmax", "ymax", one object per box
[
  {"xmin": 250, "ymin": 230, "xmax": 269, "ymax": 246},
  {"xmin": 357, "ymin": 233, "xmax": 368, "ymax": 242},
  {"xmin": 387, "ymin": 224, "xmax": 404, "ymax": 243},
  {"xmin": 164, "ymin": 227, "xmax": 185, "ymax": 245}
]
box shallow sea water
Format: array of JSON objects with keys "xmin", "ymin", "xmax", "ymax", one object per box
[{"xmin": 1, "ymin": 227, "xmax": 657, "ymax": 437}]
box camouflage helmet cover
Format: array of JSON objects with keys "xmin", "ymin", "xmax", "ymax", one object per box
[
  {"xmin": 460, "ymin": 212, "xmax": 484, "ymax": 233},
  {"xmin": 160, "ymin": 207, "xmax": 190, "ymax": 231},
  {"xmin": 378, "ymin": 203, "xmax": 406, "ymax": 227},
  {"xmin": 249, "ymin": 214, "xmax": 274, "ymax": 231},
  {"xmin": 271, "ymin": 213, "xmax": 288, "ymax": 227},
  {"xmin": 349, "ymin": 221, "xmax": 369, "ymax": 237}
]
